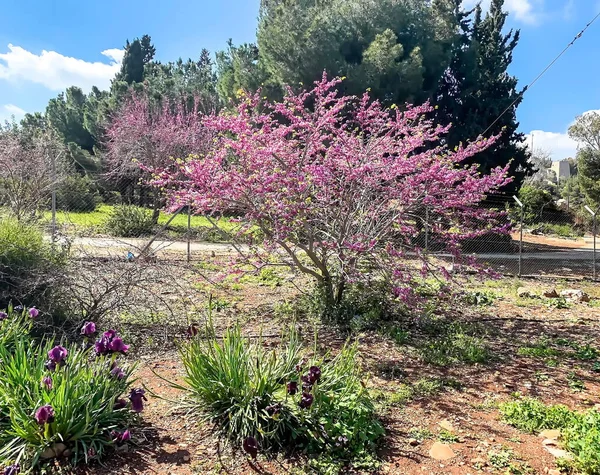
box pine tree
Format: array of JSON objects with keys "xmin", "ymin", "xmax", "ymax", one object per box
[
  {"xmin": 435, "ymin": 0, "xmax": 530, "ymax": 194},
  {"xmin": 115, "ymin": 35, "xmax": 156, "ymax": 85}
]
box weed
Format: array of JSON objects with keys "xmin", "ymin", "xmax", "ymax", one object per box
[
  {"xmin": 488, "ymin": 447, "xmax": 514, "ymax": 469},
  {"xmin": 516, "ymin": 339, "xmax": 561, "ymax": 358},
  {"xmin": 567, "ymin": 372, "xmax": 586, "ymax": 392},
  {"xmin": 408, "ymin": 428, "xmax": 434, "ymax": 441},
  {"xmin": 438, "ymin": 430, "xmax": 459, "ymax": 443},
  {"xmin": 463, "ymin": 290, "xmax": 496, "ymax": 306}
]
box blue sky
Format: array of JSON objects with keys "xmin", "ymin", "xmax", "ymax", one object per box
[{"xmin": 0, "ymin": 0, "xmax": 598, "ymax": 159}]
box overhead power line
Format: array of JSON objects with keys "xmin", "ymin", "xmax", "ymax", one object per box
[{"xmin": 480, "ymin": 10, "xmax": 600, "ymax": 138}]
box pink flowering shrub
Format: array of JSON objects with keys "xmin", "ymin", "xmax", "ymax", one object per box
[{"xmin": 155, "ymin": 75, "xmax": 510, "ymax": 316}]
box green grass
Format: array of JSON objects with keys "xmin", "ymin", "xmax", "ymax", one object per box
[
  {"xmin": 42, "ymin": 204, "xmax": 237, "ymax": 238},
  {"xmin": 500, "ymin": 398, "xmax": 600, "ymax": 474}
]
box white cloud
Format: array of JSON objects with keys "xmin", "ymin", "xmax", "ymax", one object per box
[
  {"xmin": 525, "ymin": 110, "xmax": 600, "ymax": 161},
  {"xmin": 463, "ymin": 0, "xmax": 543, "ymax": 25},
  {"xmin": 0, "ymin": 104, "xmax": 26, "ymax": 123},
  {"xmin": 0, "ymin": 44, "xmax": 124, "ymax": 93}
]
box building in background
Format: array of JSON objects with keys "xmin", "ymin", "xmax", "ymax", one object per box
[{"xmin": 551, "ymin": 160, "xmax": 571, "ymax": 181}]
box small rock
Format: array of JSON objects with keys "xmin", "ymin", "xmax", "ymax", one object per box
[
  {"xmin": 429, "ymin": 442, "xmax": 456, "ymax": 461},
  {"xmin": 539, "ymin": 429, "xmax": 561, "ymax": 440},
  {"xmin": 183, "ymin": 455, "xmax": 191, "ymax": 462},
  {"xmin": 544, "ymin": 446, "xmax": 573, "ymax": 459},
  {"xmin": 543, "ymin": 289, "xmax": 559, "ymax": 298},
  {"xmin": 471, "ymin": 457, "xmax": 486, "ymax": 467},
  {"xmin": 439, "ymin": 419, "xmax": 455, "ymax": 432},
  {"xmin": 408, "ymin": 438, "xmax": 420, "ymax": 447},
  {"xmin": 560, "ymin": 289, "xmax": 590, "ymax": 302},
  {"xmin": 517, "ymin": 287, "xmax": 536, "ymax": 299},
  {"xmin": 548, "ymin": 470, "xmax": 561, "ymax": 475}
]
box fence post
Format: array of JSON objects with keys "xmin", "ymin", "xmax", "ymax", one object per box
[
  {"xmin": 187, "ymin": 202, "xmax": 192, "ymax": 263},
  {"xmin": 585, "ymin": 206, "xmax": 597, "ymax": 281},
  {"xmin": 424, "ymin": 206, "xmax": 429, "ymax": 255},
  {"xmin": 50, "ymin": 151, "xmax": 57, "ymax": 244},
  {"xmin": 513, "ymin": 196, "xmax": 524, "ymax": 277}
]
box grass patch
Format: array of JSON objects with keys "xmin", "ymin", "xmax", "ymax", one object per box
[
  {"xmin": 500, "ymin": 398, "xmax": 600, "ymax": 474},
  {"xmin": 373, "ymin": 377, "xmax": 459, "ymax": 407}
]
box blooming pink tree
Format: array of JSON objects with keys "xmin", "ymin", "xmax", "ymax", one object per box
[
  {"xmin": 105, "ymin": 90, "xmax": 210, "ymax": 222},
  {"xmin": 156, "ymin": 75, "xmax": 510, "ymax": 312}
]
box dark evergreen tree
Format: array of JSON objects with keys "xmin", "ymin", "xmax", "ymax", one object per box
[
  {"xmin": 435, "ymin": 0, "xmax": 530, "ymax": 193},
  {"xmin": 115, "ymin": 36, "xmax": 156, "ymax": 85}
]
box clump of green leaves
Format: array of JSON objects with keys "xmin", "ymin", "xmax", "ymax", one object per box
[
  {"xmin": 104, "ymin": 205, "xmax": 155, "ymax": 237},
  {"xmin": 463, "ymin": 290, "xmax": 496, "ymax": 306},
  {"xmin": 418, "ymin": 321, "xmax": 491, "ymax": 366},
  {"xmin": 0, "ymin": 307, "xmax": 138, "ymax": 471},
  {"xmin": 500, "ymin": 398, "xmax": 600, "ymax": 474},
  {"xmin": 177, "ymin": 320, "xmax": 384, "ymax": 473}
]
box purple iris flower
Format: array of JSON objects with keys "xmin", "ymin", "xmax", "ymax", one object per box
[
  {"xmin": 48, "ymin": 346, "xmax": 68, "ymax": 364},
  {"xmin": 187, "ymin": 324, "xmax": 199, "ymax": 337},
  {"xmin": 242, "ymin": 436, "xmax": 259, "ymax": 459},
  {"xmin": 128, "ymin": 388, "xmax": 147, "ymax": 413},
  {"xmin": 299, "ymin": 392, "xmax": 314, "ymax": 409},
  {"xmin": 28, "ymin": 307, "xmax": 39, "ymax": 319},
  {"xmin": 34, "ymin": 405, "xmax": 55, "ymax": 424},
  {"xmin": 111, "ymin": 429, "xmax": 131, "ymax": 444},
  {"xmin": 307, "ymin": 366, "xmax": 321, "ymax": 384},
  {"xmin": 301, "ymin": 375, "xmax": 313, "ymax": 392},
  {"xmin": 108, "ymin": 337, "xmax": 129, "ymax": 354},
  {"xmin": 3, "ymin": 464, "xmax": 19, "ymax": 475},
  {"xmin": 114, "ymin": 398, "xmax": 128, "ymax": 410},
  {"xmin": 44, "ymin": 360, "xmax": 57, "ymax": 372},
  {"xmin": 110, "ymin": 366, "xmax": 126, "ymax": 380},
  {"xmin": 0, "ymin": 312, "xmax": 7, "ymax": 321},
  {"xmin": 266, "ymin": 403, "xmax": 282, "ymax": 416},
  {"xmin": 287, "ymin": 381, "xmax": 298, "ymax": 395},
  {"xmin": 81, "ymin": 321, "xmax": 96, "ymax": 337},
  {"xmin": 42, "ymin": 376, "xmax": 53, "ymax": 391},
  {"xmin": 95, "ymin": 330, "xmax": 129, "ymax": 356}
]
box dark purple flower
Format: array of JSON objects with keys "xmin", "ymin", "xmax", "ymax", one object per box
[
  {"xmin": 114, "ymin": 398, "xmax": 128, "ymax": 410},
  {"xmin": 110, "ymin": 366, "xmax": 126, "ymax": 380},
  {"xmin": 108, "ymin": 337, "xmax": 129, "ymax": 354},
  {"xmin": 87, "ymin": 447, "xmax": 96, "ymax": 459},
  {"xmin": 13, "ymin": 305, "xmax": 23, "ymax": 313},
  {"xmin": 95, "ymin": 330, "xmax": 129, "ymax": 356},
  {"xmin": 81, "ymin": 321, "xmax": 96, "ymax": 337},
  {"xmin": 299, "ymin": 392, "xmax": 314, "ymax": 409},
  {"xmin": 242, "ymin": 436, "xmax": 259, "ymax": 459},
  {"xmin": 301, "ymin": 375, "xmax": 313, "ymax": 392},
  {"xmin": 28, "ymin": 307, "xmax": 39, "ymax": 319},
  {"xmin": 287, "ymin": 381, "xmax": 298, "ymax": 395},
  {"xmin": 111, "ymin": 429, "xmax": 131, "ymax": 444},
  {"xmin": 44, "ymin": 360, "xmax": 57, "ymax": 372},
  {"xmin": 128, "ymin": 388, "xmax": 146, "ymax": 413},
  {"xmin": 187, "ymin": 324, "xmax": 199, "ymax": 337},
  {"xmin": 0, "ymin": 312, "xmax": 7, "ymax": 321},
  {"xmin": 308, "ymin": 366, "xmax": 321, "ymax": 383},
  {"xmin": 3, "ymin": 464, "xmax": 19, "ymax": 475},
  {"xmin": 295, "ymin": 358, "xmax": 306, "ymax": 373},
  {"xmin": 48, "ymin": 346, "xmax": 68, "ymax": 364},
  {"xmin": 266, "ymin": 403, "xmax": 282, "ymax": 416},
  {"xmin": 41, "ymin": 376, "xmax": 53, "ymax": 391},
  {"xmin": 34, "ymin": 405, "xmax": 55, "ymax": 424}
]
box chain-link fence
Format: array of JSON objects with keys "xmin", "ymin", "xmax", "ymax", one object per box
[{"xmin": 420, "ymin": 193, "xmax": 598, "ymax": 280}]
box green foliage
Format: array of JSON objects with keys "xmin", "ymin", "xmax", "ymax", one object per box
[
  {"xmin": 517, "ymin": 184, "xmax": 554, "ymax": 223},
  {"xmin": 104, "ymin": 205, "xmax": 155, "ymax": 237},
  {"xmin": 55, "ymin": 174, "xmax": 100, "ymax": 212},
  {"xmin": 373, "ymin": 377, "xmax": 449, "ymax": 408},
  {"xmin": 517, "ymin": 340, "xmax": 560, "ymax": 358},
  {"xmin": 463, "ymin": 290, "xmax": 496, "ymax": 306},
  {"xmin": 500, "ymin": 398, "xmax": 600, "ymax": 474},
  {"xmin": 536, "ymin": 223, "xmax": 583, "ymax": 238},
  {"xmin": 0, "ymin": 307, "xmax": 137, "ymax": 471},
  {"xmin": 0, "ymin": 220, "xmax": 66, "ymax": 307},
  {"xmin": 569, "ymin": 111, "xmax": 600, "ymax": 208},
  {"xmin": 177, "ymin": 321, "xmax": 384, "ymax": 472},
  {"xmin": 418, "ymin": 321, "xmax": 491, "ymax": 366},
  {"xmin": 435, "ymin": 0, "xmax": 530, "ymax": 193}
]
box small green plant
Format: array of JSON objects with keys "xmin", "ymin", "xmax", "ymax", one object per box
[
  {"xmin": 438, "ymin": 430, "xmax": 459, "ymax": 443},
  {"xmin": 500, "ymin": 398, "xmax": 600, "ymax": 474},
  {"xmin": 574, "ymin": 343, "xmax": 599, "ymax": 361},
  {"xmin": 567, "ymin": 372, "xmax": 586, "ymax": 392},
  {"xmin": 55, "ymin": 174, "xmax": 100, "ymax": 212},
  {"xmin": 104, "ymin": 205, "xmax": 155, "ymax": 237},
  {"xmin": 419, "ymin": 324, "xmax": 490, "ymax": 366},
  {"xmin": 407, "ymin": 428, "xmax": 434, "ymax": 441},
  {"xmin": 463, "ymin": 290, "xmax": 496, "ymax": 306},
  {"xmin": 517, "ymin": 339, "xmax": 561, "ymax": 359},
  {"xmin": 0, "ymin": 308, "xmax": 139, "ymax": 472},
  {"xmin": 176, "ymin": 318, "xmax": 384, "ymax": 473},
  {"xmin": 488, "ymin": 447, "xmax": 514, "ymax": 469}
]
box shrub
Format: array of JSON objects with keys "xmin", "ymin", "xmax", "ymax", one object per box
[
  {"xmin": 0, "ymin": 307, "xmax": 140, "ymax": 472},
  {"xmin": 177, "ymin": 320, "xmax": 384, "ymax": 473},
  {"xmin": 55, "ymin": 174, "xmax": 100, "ymax": 212},
  {"xmin": 104, "ymin": 205, "xmax": 155, "ymax": 237},
  {"xmin": 0, "ymin": 220, "xmax": 66, "ymax": 308},
  {"xmin": 500, "ymin": 398, "xmax": 600, "ymax": 474}
]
